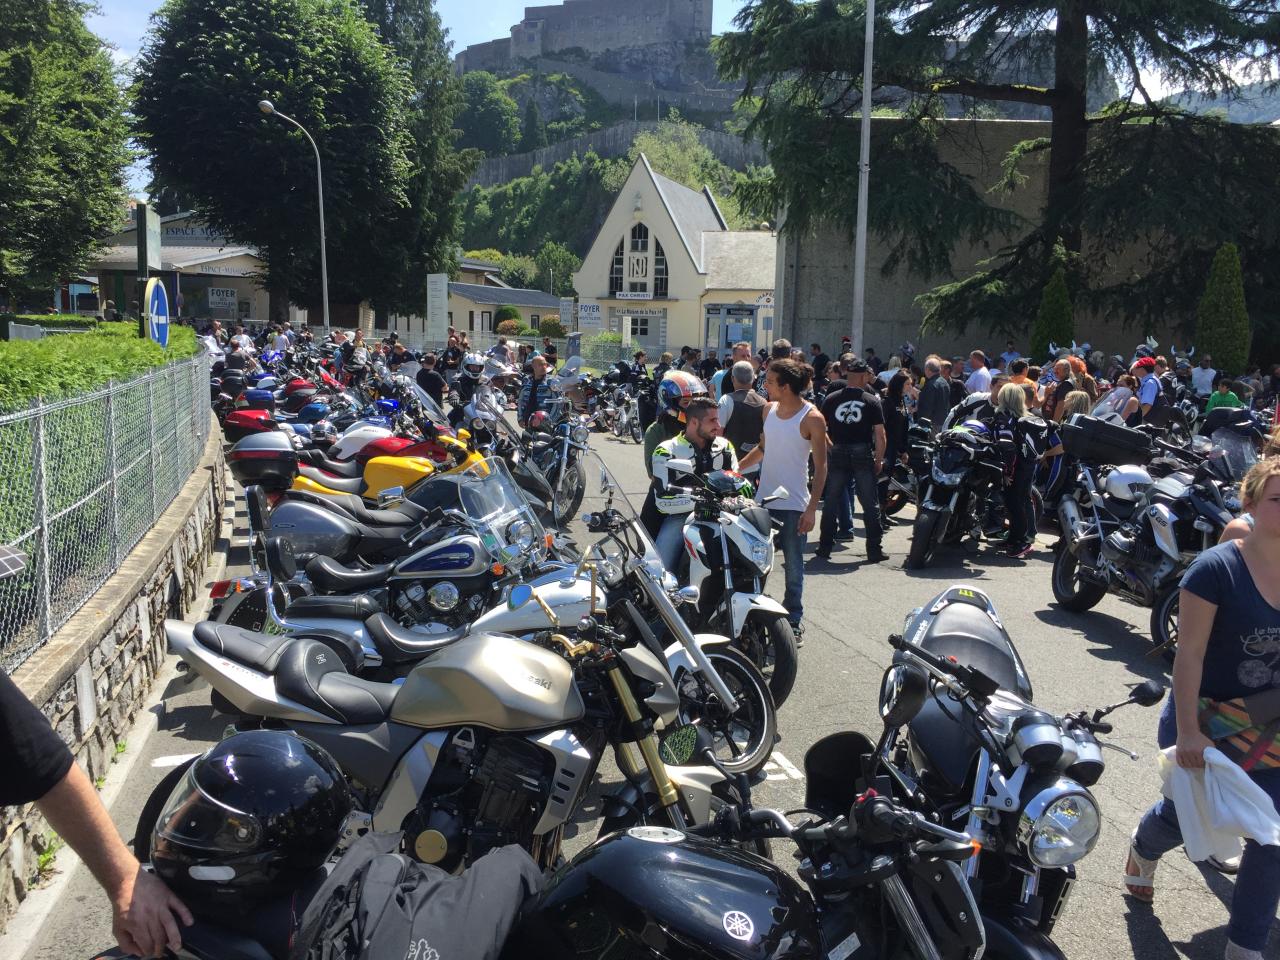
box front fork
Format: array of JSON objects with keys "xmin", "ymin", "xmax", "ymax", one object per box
[{"xmin": 602, "ymin": 654, "xmax": 687, "ymax": 829}]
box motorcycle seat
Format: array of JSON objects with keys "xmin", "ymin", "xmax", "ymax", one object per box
[
  {"xmin": 275, "ymin": 638, "xmax": 398, "ymax": 724},
  {"xmin": 298, "ymin": 465, "xmax": 364, "ymax": 495},
  {"xmin": 363, "ymin": 613, "xmax": 466, "ymax": 664},
  {"xmin": 305, "ymin": 555, "xmax": 395, "ymax": 593},
  {"xmin": 298, "ymin": 449, "xmax": 362, "ymax": 478},
  {"xmin": 288, "ymin": 593, "xmax": 383, "ymax": 620},
  {"xmin": 285, "ymin": 489, "xmax": 424, "ymax": 528},
  {"xmin": 193, "ymin": 622, "xmax": 293, "ymax": 672}
]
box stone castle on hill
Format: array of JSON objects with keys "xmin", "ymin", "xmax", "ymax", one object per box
[{"xmin": 454, "ymin": 0, "xmax": 712, "ymax": 73}]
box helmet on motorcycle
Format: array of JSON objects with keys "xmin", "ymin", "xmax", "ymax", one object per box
[
  {"xmin": 658, "ymin": 371, "xmax": 707, "ymax": 423},
  {"xmin": 528, "ymin": 410, "xmax": 549, "ymax": 430},
  {"xmin": 462, "ymin": 352, "xmax": 486, "ymax": 379},
  {"xmin": 151, "ymin": 730, "xmax": 352, "ymax": 908},
  {"xmin": 960, "ymin": 419, "xmax": 991, "ymax": 437},
  {"xmin": 1103, "ymin": 464, "xmax": 1153, "ymax": 503}
]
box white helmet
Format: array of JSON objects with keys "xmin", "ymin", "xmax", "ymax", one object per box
[
  {"xmin": 462, "ymin": 352, "xmax": 485, "ymax": 379},
  {"xmin": 1103, "ymin": 464, "xmax": 1152, "ymax": 503}
]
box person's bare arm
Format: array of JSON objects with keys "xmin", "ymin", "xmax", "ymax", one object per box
[
  {"xmin": 800, "ymin": 409, "xmax": 828, "ymax": 534},
  {"xmin": 872, "ymin": 423, "xmax": 886, "ymax": 474},
  {"xmin": 38, "ymin": 763, "xmax": 192, "ymax": 956},
  {"xmin": 1220, "ymin": 517, "xmax": 1253, "ymax": 543},
  {"xmin": 1173, "ymin": 590, "xmax": 1215, "ymax": 769}
]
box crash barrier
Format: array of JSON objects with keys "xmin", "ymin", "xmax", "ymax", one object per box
[{"xmin": 0, "ymin": 350, "xmax": 212, "ymax": 670}]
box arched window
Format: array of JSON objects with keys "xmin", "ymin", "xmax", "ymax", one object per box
[
  {"xmin": 630, "ymin": 222, "xmax": 649, "ymax": 252},
  {"xmin": 654, "ymin": 239, "xmax": 668, "ymax": 299},
  {"xmin": 608, "ymin": 239, "xmax": 624, "ymax": 295}
]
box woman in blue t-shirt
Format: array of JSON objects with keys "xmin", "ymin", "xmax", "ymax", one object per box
[{"xmin": 1125, "ymin": 458, "xmax": 1280, "ymax": 960}]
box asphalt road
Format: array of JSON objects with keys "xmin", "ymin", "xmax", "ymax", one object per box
[{"xmin": 18, "ymin": 430, "xmax": 1275, "ymax": 960}]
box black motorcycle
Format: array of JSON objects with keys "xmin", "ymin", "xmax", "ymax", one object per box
[
  {"xmin": 906, "ymin": 422, "xmax": 1007, "ymax": 569},
  {"xmin": 857, "ymin": 586, "xmax": 1164, "ymax": 959},
  {"xmin": 1051, "ymin": 415, "xmax": 1235, "ymax": 659}
]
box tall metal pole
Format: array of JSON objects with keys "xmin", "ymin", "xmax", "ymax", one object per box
[
  {"xmin": 850, "ymin": 0, "xmax": 876, "ymax": 355},
  {"xmin": 259, "ymin": 102, "xmax": 331, "ymax": 334}
]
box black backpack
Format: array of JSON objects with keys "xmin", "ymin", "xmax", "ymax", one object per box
[{"xmin": 289, "ymin": 833, "xmax": 542, "ymax": 960}]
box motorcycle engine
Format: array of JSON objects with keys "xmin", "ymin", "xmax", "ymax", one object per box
[
  {"xmin": 393, "ymin": 581, "xmax": 485, "ymax": 626},
  {"xmin": 1100, "ymin": 526, "xmax": 1161, "ymax": 593},
  {"xmin": 403, "ymin": 731, "xmax": 554, "ymax": 872}
]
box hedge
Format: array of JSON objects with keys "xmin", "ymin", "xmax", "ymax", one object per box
[
  {"xmin": 0, "ymin": 322, "xmax": 198, "ymax": 410},
  {"xmin": 1, "ymin": 314, "xmax": 99, "ymax": 332}
]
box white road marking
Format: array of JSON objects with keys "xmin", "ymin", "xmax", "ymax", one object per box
[
  {"xmin": 151, "ymin": 753, "xmax": 200, "ymax": 768},
  {"xmin": 762, "ymin": 750, "xmax": 804, "ymax": 781}
]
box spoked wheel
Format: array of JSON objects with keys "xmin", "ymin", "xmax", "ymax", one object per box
[
  {"xmin": 553, "ymin": 458, "xmax": 587, "ymax": 524},
  {"xmin": 676, "ymin": 647, "xmax": 776, "ymax": 778},
  {"xmin": 734, "ymin": 613, "xmax": 799, "ymax": 707},
  {"xmin": 1050, "ymin": 547, "xmax": 1107, "ymax": 612},
  {"xmin": 1149, "ymin": 586, "xmax": 1179, "ymax": 664},
  {"xmin": 630, "ymin": 415, "xmax": 643, "ymax": 444}
]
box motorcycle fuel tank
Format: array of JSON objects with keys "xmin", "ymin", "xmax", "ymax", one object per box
[
  {"xmin": 469, "ymin": 577, "xmax": 593, "ymax": 635},
  {"xmin": 330, "ymin": 423, "xmax": 393, "ymax": 460},
  {"xmin": 363, "ymin": 455, "xmax": 437, "ymax": 496},
  {"xmin": 394, "ymin": 533, "xmax": 491, "ymax": 579},
  {"xmin": 509, "ymin": 829, "xmax": 820, "ymax": 960}
]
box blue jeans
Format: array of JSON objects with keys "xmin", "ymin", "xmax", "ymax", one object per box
[
  {"xmin": 1134, "ymin": 697, "xmax": 1280, "ymax": 951},
  {"xmin": 770, "ymin": 509, "xmax": 806, "ymax": 625},
  {"xmin": 821, "ymin": 444, "xmax": 882, "ymax": 550},
  {"xmin": 654, "ymin": 515, "xmax": 686, "ymax": 573}
]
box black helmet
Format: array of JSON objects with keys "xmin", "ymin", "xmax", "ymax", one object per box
[{"xmin": 151, "ymin": 730, "xmax": 352, "ymax": 908}]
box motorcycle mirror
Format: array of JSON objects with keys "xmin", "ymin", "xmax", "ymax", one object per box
[
  {"xmin": 675, "ymin": 585, "xmax": 700, "ymax": 606},
  {"xmin": 377, "ymin": 486, "xmax": 405, "ymax": 506},
  {"xmin": 666, "ymin": 458, "xmax": 695, "ymax": 475},
  {"xmin": 879, "ymin": 662, "xmax": 930, "ymax": 728},
  {"xmin": 0, "ymin": 545, "xmax": 28, "ymax": 583},
  {"xmin": 1131, "ymin": 679, "xmax": 1166, "ymax": 708},
  {"xmin": 508, "ymin": 583, "xmax": 533, "ymax": 610},
  {"xmin": 599, "ymin": 467, "xmax": 614, "ymax": 494},
  {"xmin": 760, "ymin": 485, "xmax": 789, "ymax": 505}
]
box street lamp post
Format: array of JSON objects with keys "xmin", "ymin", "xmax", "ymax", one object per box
[
  {"xmin": 258, "ymin": 99, "xmax": 330, "ymax": 334},
  {"xmin": 850, "ymin": 0, "xmax": 876, "ymax": 356}
]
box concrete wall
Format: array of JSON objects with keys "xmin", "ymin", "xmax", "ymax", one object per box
[
  {"xmin": 774, "ymin": 118, "xmax": 1185, "ymax": 360},
  {"xmin": 467, "ymin": 119, "xmax": 765, "ymax": 188},
  {"xmin": 0, "ymin": 423, "xmax": 226, "ymax": 931}
]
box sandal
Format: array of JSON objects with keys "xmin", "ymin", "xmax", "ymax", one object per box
[{"xmin": 1124, "ymin": 836, "xmax": 1158, "ymax": 902}]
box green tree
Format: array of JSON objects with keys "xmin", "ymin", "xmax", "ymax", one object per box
[
  {"xmin": 0, "ymin": 0, "xmax": 130, "ymax": 305},
  {"xmin": 134, "ymin": 0, "xmax": 416, "ymax": 319},
  {"xmin": 627, "ymin": 113, "xmax": 749, "ymax": 227},
  {"xmin": 534, "ymin": 241, "xmax": 580, "ymax": 296},
  {"xmin": 520, "ymin": 98, "xmax": 547, "ymax": 152},
  {"xmin": 1031, "ymin": 266, "xmax": 1074, "ymax": 363},
  {"xmin": 359, "ymin": 0, "xmax": 477, "ymax": 316},
  {"xmin": 494, "ymin": 305, "xmax": 521, "ymax": 325},
  {"xmin": 457, "ymin": 72, "xmax": 519, "ymax": 156},
  {"xmin": 498, "ymin": 253, "xmax": 538, "ymax": 288},
  {"xmin": 716, "ymin": 0, "xmax": 1280, "ymax": 339},
  {"xmin": 1195, "ymin": 243, "xmax": 1251, "ymax": 375}
]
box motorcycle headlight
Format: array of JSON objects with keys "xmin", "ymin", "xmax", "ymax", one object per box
[
  {"xmin": 932, "ymin": 462, "xmax": 965, "ymax": 486},
  {"xmin": 1016, "ymin": 780, "xmax": 1101, "ymax": 868},
  {"xmin": 742, "ymin": 532, "xmax": 771, "ymax": 572},
  {"xmin": 506, "ymin": 518, "xmax": 535, "ymax": 554},
  {"xmin": 571, "ymin": 424, "xmax": 591, "ymax": 445}
]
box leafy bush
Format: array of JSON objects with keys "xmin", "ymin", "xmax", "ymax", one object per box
[
  {"xmin": 1195, "ymin": 242, "xmax": 1250, "ymax": 375},
  {"xmin": 538, "ymin": 317, "xmax": 567, "ymax": 339},
  {"xmin": 0, "ymin": 322, "xmax": 198, "ymax": 409},
  {"xmin": 591, "ymin": 332, "xmax": 623, "ymax": 344},
  {"xmin": 2, "ymin": 314, "xmax": 98, "ymax": 331},
  {"xmin": 495, "ymin": 317, "xmax": 523, "ymax": 335},
  {"xmin": 1030, "ymin": 267, "xmax": 1074, "ymax": 362},
  {"xmin": 494, "ymin": 306, "xmax": 522, "ymax": 326}
]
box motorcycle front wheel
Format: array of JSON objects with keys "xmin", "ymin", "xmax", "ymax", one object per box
[
  {"xmin": 553, "ymin": 458, "xmax": 587, "ymax": 524},
  {"xmin": 906, "ymin": 508, "xmax": 944, "ymax": 569},
  {"xmin": 629, "ymin": 415, "xmax": 643, "ymax": 444},
  {"xmin": 676, "ymin": 647, "xmax": 777, "ymax": 778},
  {"xmin": 1150, "ymin": 585, "xmax": 1178, "ymax": 663},
  {"xmin": 1050, "ymin": 547, "xmax": 1107, "ymax": 612},
  {"xmin": 735, "ymin": 612, "xmax": 798, "ymax": 707}
]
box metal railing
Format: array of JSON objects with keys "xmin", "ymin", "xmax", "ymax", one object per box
[
  {"xmin": 0, "ymin": 351, "xmax": 212, "ymax": 670},
  {"xmin": 386, "ymin": 331, "xmax": 633, "ymax": 372}
]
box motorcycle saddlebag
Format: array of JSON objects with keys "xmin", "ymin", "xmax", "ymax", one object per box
[
  {"xmin": 240, "ymin": 387, "xmax": 276, "ymax": 413},
  {"xmin": 1060, "ymin": 414, "xmax": 1151, "ymax": 466},
  {"xmin": 227, "ymin": 432, "xmax": 298, "ymax": 492}
]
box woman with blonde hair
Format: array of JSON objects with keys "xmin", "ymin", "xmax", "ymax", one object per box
[
  {"xmin": 993, "ymin": 382, "xmax": 1054, "ymax": 558},
  {"xmin": 1059, "ymin": 389, "xmax": 1093, "ymax": 421}
]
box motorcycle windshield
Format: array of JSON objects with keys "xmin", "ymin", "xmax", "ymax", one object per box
[
  {"xmin": 568, "ymin": 450, "xmax": 664, "ymax": 585},
  {"xmin": 1208, "ymin": 430, "xmax": 1257, "ymax": 481},
  {"xmin": 455, "ymin": 457, "xmax": 547, "ymax": 568}
]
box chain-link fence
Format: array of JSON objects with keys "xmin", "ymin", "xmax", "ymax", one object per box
[{"xmin": 0, "ymin": 351, "xmax": 212, "ymax": 670}]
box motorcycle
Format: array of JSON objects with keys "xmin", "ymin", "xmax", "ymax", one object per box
[
  {"xmin": 1051, "ymin": 414, "xmax": 1236, "ymax": 659},
  {"xmin": 608, "ymin": 382, "xmax": 644, "ymax": 444},
  {"xmin": 855, "ymin": 585, "xmax": 1165, "ymax": 959},
  {"xmin": 663, "ymin": 461, "xmax": 799, "ymax": 706},
  {"xmin": 527, "ymin": 358, "xmax": 592, "ymax": 523}
]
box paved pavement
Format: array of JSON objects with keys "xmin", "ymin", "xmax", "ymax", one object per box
[{"xmin": 15, "ymin": 430, "xmax": 1276, "ymax": 960}]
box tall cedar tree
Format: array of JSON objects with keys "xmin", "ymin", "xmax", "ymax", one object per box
[
  {"xmin": 716, "ymin": 1, "xmax": 1280, "ymax": 348},
  {"xmin": 0, "ymin": 0, "xmax": 129, "ymax": 305},
  {"xmin": 520, "ymin": 98, "xmax": 548, "ymax": 152},
  {"xmin": 359, "ymin": 0, "xmax": 477, "ymax": 317},
  {"xmin": 1195, "ymin": 243, "xmax": 1250, "ymax": 376},
  {"xmin": 134, "ymin": 0, "xmax": 415, "ymax": 319},
  {"xmin": 1031, "ymin": 266, "xmax": 1073, "ymax": 362}
]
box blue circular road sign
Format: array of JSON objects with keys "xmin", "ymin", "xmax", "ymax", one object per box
[{"xmin": 145, "ymin": 277, "xmax": 169, "ymax": 348}]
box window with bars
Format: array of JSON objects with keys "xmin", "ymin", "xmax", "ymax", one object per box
[
  {"xmin": 630, "ymin": 316, "xmax": 649, "ymax": 338},
  {"xmin": 654, "ymin": 239, "xmax": 668, "ymax": 299},
  {"xmin": 609, "ymin": 239, "xmax": 624, "ymax": 295},
  {"xmin": 630, "ymin": 222, "xmax": 649, "ymax": 252}
]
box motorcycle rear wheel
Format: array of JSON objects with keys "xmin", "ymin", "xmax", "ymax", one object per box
[
  {"xmin": 736, "ymin": 612, "xmax": 798, "ymax": 707},
  {"xmin": 1050, "ymin": 547, "xmax": 1107, "ymax": 612},
  {"xmin": 1150, "ymin": 585, "xmax": 1178, "ymax": 663},
  {"xmin": 906, "ymin": 508, "xmax": 943, "ymax": 569},
  {"xmin": 676, "ymin": 647, "xmax": 777, "ymax": 779}
]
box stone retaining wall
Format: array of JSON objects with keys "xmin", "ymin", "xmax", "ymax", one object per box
[{"xmin": 0, "ymin": 416, "xmax": 226, "ymax": 930}]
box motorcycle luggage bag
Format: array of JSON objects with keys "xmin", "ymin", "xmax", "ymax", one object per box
[
  {"xmin": 1060, "ymin": 414, "xmax": 1152, "ymax": 465},
  {"xmin": 227, "ymin": 432, "xmax": 298, "ymax": 492},
  {"xmin": 241, "ymin": 387, "xmax": 276, "ymax": 413}
]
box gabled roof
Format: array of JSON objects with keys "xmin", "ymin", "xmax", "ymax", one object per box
[
  {"xmin": 90, "ymin": 243, "xmax": 257, "ymax": 275},
  {"xmin": 641, "ymin": 154, "xmax": 727, "ymax": 273},
  {"xmin": 702, "ymin": 232, "xmax": 776, "ymax": 291},
  {"xmin": 448, "ymin": 282, "xmax": 560, "ymax": 308}
]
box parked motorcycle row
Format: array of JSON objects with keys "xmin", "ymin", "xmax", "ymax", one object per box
[{"xmin": 103, "ymin": 340, "xmax": 1182, "ymax": 960}]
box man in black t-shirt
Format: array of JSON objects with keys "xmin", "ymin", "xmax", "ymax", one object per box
[
  {"xmin": 0, "ymin": 670, "xmax": 193, "ymax": 955},
  {"xmin": 415, "ymin": 353, "xmax": 447, "ymax": 408},
  {"xmin": 815, "ymin": 357, "xmax": 887, "ymax": 562}
]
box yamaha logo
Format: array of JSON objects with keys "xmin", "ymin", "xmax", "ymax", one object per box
[{"xmin": 722, "ymin": 910, "xmax": 754, "ymax": 941}]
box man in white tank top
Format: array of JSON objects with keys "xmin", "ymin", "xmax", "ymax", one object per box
[{"xmin": 737, "ymin": 358, "xmax": 829, "ymax": 632}]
